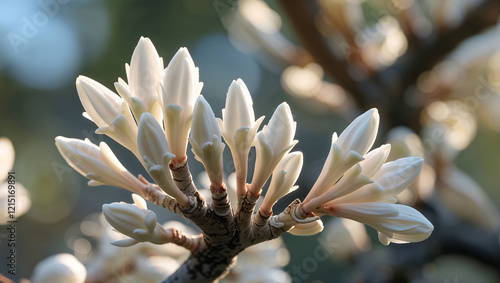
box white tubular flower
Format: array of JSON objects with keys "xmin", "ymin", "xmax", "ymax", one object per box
[
  {"xmin": 304, "ymin": 108, "xmax": 379, "ymax": 204},
  {"xmin": 55, "ymin": 137, "xmax": 145, "ymax": 195},
  {"xmin": 189, "ymin": 96, "xmax": 225, "ymax": 188},
  {"xmin": 260, "ymin": 152, "xmax": 303, "ymax": 214},
  {"xmin": 102, "ymin": 196, "xmax": 171, "ymax": 247},
  {"xmin": 217, "ymin": 79, "xmax": 265, "ymax": 196},
  {"xmin": 137, "ymin": 113, "xmax": 188, "ymax": 205},
  {"xmin": 250, "ymin": 102, "xmax": 297, "ymax": 195},
  {"xmin": 30, "ymin": 253, "xmax": 86, "ymax": 283},
  {"xmin": 331, "ymin": 157, "xmax": 424, "ymax": 204},
  {"xmin": 159, "ymin": 47, "xmax": 203, "ymax": 161},
  {"xmin": 76, "ymin": 76, "xmax": 140, "ymax": 158},
  {"xmin": 288, "ymin": 219, "xmax": 324, "ymax": 236},
  {"xmin": 115, "ymin": 37, "xmax": 163, "ymax": 122},
  {"xmin": 323, "ymin": 203, "xmax": 433, "ymax": 245}
]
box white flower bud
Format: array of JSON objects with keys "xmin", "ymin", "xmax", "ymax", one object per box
[
  {"xmin": 261, "ymin": 152, "xmax": 303, "ymax": 214},
  {"xmin": 304, "ymin": 109, "xmax": 379, "ymax": 203},
  {"xmin": 331, "ymin": 157, "xmax": 424, "ymax": 204},
  {"xmin": 335, "ymin": 108, "xmax": 379, "ymax": 156},
  {"xmin": 251, "ymin": 102, "xmax": 297, "ymax": 195},
  {"xmin": 123, "ymin": 37, "xmax": 163, "ymax": 120},
  {"xmin": 217, "ymin": 79, "xmax": 264, "ymax": 195},
  {"xmin": 76, "ymin": 76, "xmax": 140, "ymax": 157},
  {"xmin": 137, "ymin": 113, "xmax": 187, "ymax": 204},
  {"xmin": 324, "ymin": 203, "xmax": 433, "ymax": 245},
  {"xmin": 189, "ymin": 96, "xmax": 225, "ymax": 188},
  {"xmin": 159, "ymin": 47, "xmax": 203, "ymax": 161},
  {"xmin": 55, "ymin": 137, "xmax": 145, "ymax": 194},
  {"xmin": 31, "ymin": 253, "xmax": 86, "ymax": 283},
  {"xmin": 102, "ymin": 197, "xmax": 171, "ymax": 246},
  {"xmin": 358, "ymin": 144, "xmax": 391, "ymax": 178}
]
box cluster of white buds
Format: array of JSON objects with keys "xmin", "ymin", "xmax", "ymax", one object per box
[
  {"xmin": 56, "ymin": 37, "xmax": 433, "ymax": 268},
  {"xmin": 295, "ymin": 109, "xmax": 433, "ymax": 245}
]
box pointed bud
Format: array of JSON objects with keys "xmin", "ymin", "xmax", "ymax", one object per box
[
  {"xmin": 102, "ymin": 198, "xmax": 170, "ymax": 246},
  {"xmin": 358, "ymin": 144, "xmax": 391, "ymax": 178},
  {"xmin": 261, "ymin": 152, "xmax": 303, "ymax": 214},
  {"xmin": 76, "ymin": 76, "xmax": 140, "ymax": 157},
  {"xmin": 304, "ymin": 109, "xmax": 379, "ymax": 204},
  {"xmin": 137, "ymin": 113, "xmax": 188, "ymax": 204},
  {"xmin": 126, "ymin": 37, "xmax": 163, "ymax": 119},
  {"xmin": 160, "ymin": 47, "xmax": 203, "ymax": 161},
  {"xmin": 335, "ymin": 108, "xmax": 379, "ymax": 156},
  {"xmin": 189, "ymin": 96, "xmax": 225, "ymax": 188},
  {"xmin": 322, "ymin": 203, "xmax": 433, "ymax": 245},
  {"xmin": 217, "ymin": 79, "xmax": 264, "ymax": 196},
  {"xmin": 55, "ymin": 137, "xmax": 145, "ymax": 194},
  {"xmin": 251, "ymin": 102, "xmax": 297, "ymax": 195},
  {"xmin": 320, "ymin": 157, "xmax": 423, "ymax": 206}
]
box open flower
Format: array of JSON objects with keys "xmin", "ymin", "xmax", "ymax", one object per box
[
  {"xmin": 189, "ymin": 96, "xmax": 225, "ymax": 188},
  {"xmin": 76, "ymin": 76, "xmax": 140, "ymax": 158},
  {"xmin": 250, "ymin": 102, "xmax": 297, "ymax": 195},
  {"xmin": 158, "ymin": 47, "xmax": 203, "ymax": 161},
  {"xmin": 137, "ymin": 113, "xmax": 188, "ymax": 205},
  {"xmin": 217, "ymin": 79, "xmax": 264, "ymax": 196},
  {"xmin": 102, "ymin": 194, "xmax": 172, "ymax": 247},
  {"xmin": 55, "ymin": 137, "xmax": 145, "ymax": 195},
  {"xmin": 115, "ymin": 37, "xmax": 163, "ymax": 122},
  {"xmin": 260, "ymin": 152, "xmax": 303, "ymax": 214}
]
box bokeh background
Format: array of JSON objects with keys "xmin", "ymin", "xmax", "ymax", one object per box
[{"xmin": 1, "ymin": 0, "xmax": 500, "ymax": 282}]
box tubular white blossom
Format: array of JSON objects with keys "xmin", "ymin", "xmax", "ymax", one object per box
[
  {"xmin": 137, "ymin": 113, "xmax": 188, "ymax": 204},
  {"xmin": 261, "ymin": 152, "xmax": 303, "ymax": 214},
  {"xmin": 55, "ymin": 137, "xmax": 145, "ymax": 195},
  {"xmin": 217, "ymin": 79, "xmax": 265, "ymax": 196},
  {"xmin": 329, "ymin": 157, "xmax": 424, "ymax": 204},
  {"xmin": 304, "ymin": 108, "xmax": 379, "ymax": 203},
  {"xmin": 189, "ymin": 96, "xmax": 225, "ymax": 188},
  {"xmin": 323, "ymin": 203, "xmax": 433, "ymax": 245},
  {"xmin": 102, "ymin": 197, "xmax": 171, "ymax": 247},
  {"xmin": 159, "ymin": 47, "xmax": 203, "ymax": 161},
  {"xmin": 76, "ymin": 76, "xmax": 140, "ymax": 158},
  {"xmin": 250, "ymin": 102, "xmax": 297, "ymax": 195},
  {"xmin": 118, "ymin": 37, "xmax": 163, "ymax": 121}
]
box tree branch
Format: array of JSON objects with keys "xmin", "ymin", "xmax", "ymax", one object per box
[{"xmin": 276, "ymin": 0, "xmax": 389, "ymax": 112}]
